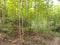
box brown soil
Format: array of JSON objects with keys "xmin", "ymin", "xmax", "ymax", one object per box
[{"xmin": 0, "ymin": 31, "xmax": 60, "ymax": 45}]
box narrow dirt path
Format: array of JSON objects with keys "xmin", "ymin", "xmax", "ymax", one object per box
[{"xmin": 50, "ymin": 37, "xmax": 60, "ymax": 45}]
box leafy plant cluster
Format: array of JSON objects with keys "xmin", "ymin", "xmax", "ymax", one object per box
[{"xmin": 0, "ymin": 0, "xmax": 60, "ymax": 35}]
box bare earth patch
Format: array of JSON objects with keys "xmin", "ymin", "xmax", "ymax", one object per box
[{"xmin": 0, "ymin": 31, "xmax": 60, "ymax": 45}]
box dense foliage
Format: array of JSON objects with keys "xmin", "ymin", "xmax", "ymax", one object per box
[{"xmin": 0, "ymin": 0, "xmax": 60, "ymax": 35}]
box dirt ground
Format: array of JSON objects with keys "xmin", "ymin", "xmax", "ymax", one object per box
[{"xmin": 0, "ymin": 31, "xmax": 60, "ymax": 45}]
